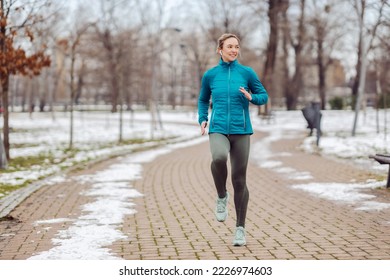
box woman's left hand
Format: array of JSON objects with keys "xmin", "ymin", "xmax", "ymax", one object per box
[{"xmin": 239, "ymin": 87, "xmax": 252, "ymax": 101}]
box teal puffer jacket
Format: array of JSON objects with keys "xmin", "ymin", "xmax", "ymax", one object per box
[{"xmin": 198, "ymin": 59, "xmax": 268, "ymax": 135}]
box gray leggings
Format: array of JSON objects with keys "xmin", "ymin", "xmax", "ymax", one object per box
[{"xmin": 209, "ymin": 133, "xmax": 250, "ymax": 227}]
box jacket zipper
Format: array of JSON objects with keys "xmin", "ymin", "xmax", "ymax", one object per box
[{"xmin": 227, "ymin": 65, "xmax": 231, "ymax": 134}]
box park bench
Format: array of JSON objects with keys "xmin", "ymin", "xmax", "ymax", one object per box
[{"xmin": 369, "ymin": 153, "xmax": 390, "ymax": 188}]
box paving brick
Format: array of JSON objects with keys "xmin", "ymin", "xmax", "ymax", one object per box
[{"xmin": 1, "ymin": 131, "xmax": 390, "ymax": 260}]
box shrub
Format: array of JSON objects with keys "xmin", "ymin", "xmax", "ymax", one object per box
[
  {"xmin": 328, "ymin": 96, "xmax": 344, "ymax": 110},
  {"xmin": 377, "ymin": 92, "xmax": 390, "ymax": 108}
]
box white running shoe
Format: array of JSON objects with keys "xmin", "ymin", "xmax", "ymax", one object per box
[
  {"xmin": 215, "ymin": 192, "xmax": 229, "ymax": 222},
  {"xmin": 232, "ymin": 226, "xmax": 246, "ymax": 246}
]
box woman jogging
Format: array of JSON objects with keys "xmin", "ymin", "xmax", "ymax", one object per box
[{"xmin": 198, "ymin": 33, "xmax": 268, "ymax": 246}]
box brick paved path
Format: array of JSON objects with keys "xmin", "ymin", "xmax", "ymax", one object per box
[{"xmin": 1, "ymin": 130, "xmax": 390, "ymax": 260}]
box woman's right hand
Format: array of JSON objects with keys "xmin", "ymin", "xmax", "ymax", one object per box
[{"xmin": 200, "ymin": 121, "xmax": 208, "ymax": 135}]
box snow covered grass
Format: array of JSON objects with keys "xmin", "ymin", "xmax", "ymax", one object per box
[
  {"xmin": 314, "ymin": 110, "xmax": 389, "ymax": 168},
  {"xmin": 252, "ymin": 108, "xmax": 389, "ymax": 171}
]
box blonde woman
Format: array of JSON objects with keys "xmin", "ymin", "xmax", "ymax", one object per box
[{"xmin": 198, "ymin": 33, "xmax": 268, "ymax": 246}]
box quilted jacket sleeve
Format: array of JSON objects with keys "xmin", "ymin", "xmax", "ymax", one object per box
[
  {"xmin": 248, "ymin": 69, "xmax": 268, "ymax": 106},
  {"xmin": 197, "ymin": 72, "xmax": 212, "ymax": 125}
]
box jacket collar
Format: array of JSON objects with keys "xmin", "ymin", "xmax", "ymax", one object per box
[{"xmin": 219, "ymin": 58, "xmax": 238, "ymax": 68}]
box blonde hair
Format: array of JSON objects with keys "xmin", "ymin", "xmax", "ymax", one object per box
[{"xmin": 217, "ymin": 33, "xmax": 240, "ymax": 51}]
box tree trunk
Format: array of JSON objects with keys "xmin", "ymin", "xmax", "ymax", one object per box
[
  {"xmin": 69, "ymin": 47, "xmax": 76, "ymax": 149},
  {"xmin": 352, "ymin": 33, "xmax": 368, "ymax": 136},
  {"xmin": 0, "ymin": 0, "xmax": 10, "ymax": 161},
  {"xmin": 351, "ymin": 33, "xmax": 362, "ymax": 102},
  {"xmin": 0, "ymin": 131, "xmax": 7, "ymax": 169},
  {"xmin": 101, "ymin": 30, "xmax": 119, "ymax": 113},
  {"xmin": 109, "ymin": 59, "xmax": 119, "ymax": 113},
  {"xmin": 317, "ymin": 38, "xmax": 326, "ymax": 110},
  {"xmin": 285, "ymin": 0, "xmax": 306, "ymax": 110},
  {"xmin": 286, "ymin": 69, "xmax": 302, "ymax": 110},
  {"xmin": 1, "ymin": 76, "xmax": 10, "ymax": 160},
  {"xmin": 260, "ymin": 0, "xmax": 280, "ymax": 115}
]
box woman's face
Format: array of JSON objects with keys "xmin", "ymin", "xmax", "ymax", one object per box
[{"xmin": 220, "ymin": 37, "xmax": 240, "ymax": 62}]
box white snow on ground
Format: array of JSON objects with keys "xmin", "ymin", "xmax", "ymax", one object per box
[
  {"xmin": 1, "ymin": 108, "xmax": 389, "ymax": 258},
  {"xmin": 34, "ymin": 218, "xmax": 74, "ymax": 225},
  {"xmin": 290, "ymin": 181, "xmax": 390, "ymax": 211},
  {"xmin": 28, "ymin": 132, "xmax": 207, "ymax": 259},
  {"xmin": 252, "ymin": 109, "xmax": 390, "ymax": 211},
  {"xmin": 29, "ymin": 161, "xmax": 144, "ymax": 260}
]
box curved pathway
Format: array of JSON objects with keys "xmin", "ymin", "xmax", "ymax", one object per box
[{"xmin": 0, "ymin": 131, "xmax": 389, "ymax": 260}]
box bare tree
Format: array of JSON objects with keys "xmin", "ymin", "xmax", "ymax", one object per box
[
  {"xmin": 260, "ymin": 0, "xmax": 285, "ymax": 115},
  {"xmin": 200, "ymin": 0, "xmax": 257, "ymax": 43},
  {"xmin": 180, "ymin": 33, "xmax": 213, "ymax": 105},
  {"xmin": 93, "ymin": 0, "xmax": 131, "ymax": 114},
  {"xmin": 282, "ymin": 0, "xmax": 307, "ymax": 110},
  {"xmin": 37, "ymin": 5, "xmax": 66, "ymax": 116},
  {"xmin": 352, "ymin": 0, "xmax": 387, "ymax": 136},
  {"xmin": 307, "ymin": 0, "xmax": 345, "ymax": 110},
  {"xmin": 135, "ymin": 0, "xmax": 180, "ymax": 137},
  {"xmin": 68, "ymin": 23, "xmax": 93, "ymax": 149},
  {"xmin": 50, "ymin": 38, "xmax": 68, "ymax": 118},
  {"xmin": 350, "ymin": 0, "xmax": 387, "ymax": 100}
]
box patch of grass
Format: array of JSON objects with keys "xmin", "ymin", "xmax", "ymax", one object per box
[
  {"xmin": 0, "ymin": 181, "xmax": 33, "ymax": 197},
  {"xmin": 0, "ymin": 150, "xmax": 79, "ymax": 197},
  {"xmin": 117, "ymin": 136, "xmax": 177, "ymax": 146},
  {"xmin": 118, "ymin": 138, "xmax": 150, "ymax": 145},
  {"xmin": 7, "ymin": 154, "xmax": 56, "ymax": 170},
  {"xmin": 10, "ymin": 143, "xmax": 41, "ymax": 149}
]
